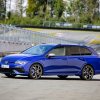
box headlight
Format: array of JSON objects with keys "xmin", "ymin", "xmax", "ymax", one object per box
[{"xmin": 15, "ymin": 60, "xmax": 28, "ymax": 65}]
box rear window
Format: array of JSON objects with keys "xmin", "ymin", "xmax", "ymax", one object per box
[{"xmin": 80, "ymin": 47, "xmax": 92, "ymax": 55}]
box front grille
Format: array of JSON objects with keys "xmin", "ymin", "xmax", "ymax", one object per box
[
  {"xmin": 0, "ymin": 68, "xmax": 13, "ymax": 73},
  {"xmin": 0, "ymin": 68, "xmax": 25, "ymax": 73}
]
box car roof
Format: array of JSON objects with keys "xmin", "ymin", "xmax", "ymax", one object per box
[
  {"xmin": 40, "ymin": 43, "xmax": 89, "ymax": 48},
  {"xmin": 59, "ymin": 44, "xmax": 87, "ymax": 47}
]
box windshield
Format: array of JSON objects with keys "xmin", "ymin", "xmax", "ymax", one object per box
[{"xmin": 22, "ymin": 45, "xmax": 54, "ymax": 55}]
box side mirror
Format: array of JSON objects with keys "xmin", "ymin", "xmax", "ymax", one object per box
[{"xmin": 47, "ymin": 53, "xmax": 55, "ymax": 58}]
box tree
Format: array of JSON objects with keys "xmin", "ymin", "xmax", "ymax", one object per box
[
  {"xmin": 37, "ymin": 0, "xmax": 47, "ymax": 13},
  {"xmin": 0, "ymin": 0, "xmax": 6, "ymax": 19},
  {"xmin": 38, "ymin": 0, "xmax": 55, "ymax": 18},
  {"xmin": 15, "ymin": 0, "xmax": 25, "ymax": 17},
  {"xmin": 54, "ymin": 0, "xmax": 65, "ymax": 18},
  {"xmin": 26, "ymin": 0, "xmax": 38, "ymax": 18},
  {"xmin": 67, "ymin": 0, "xmax": 99, "ymax": 23}
]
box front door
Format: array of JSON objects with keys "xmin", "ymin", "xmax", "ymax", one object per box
[{"xmin": 43, "ymin": 46, "xmax": 68, "ymax": 75}]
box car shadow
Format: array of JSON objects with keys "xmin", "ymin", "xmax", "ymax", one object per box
[{"xmin": 1, "ymin": 76, "xmax": 100, "ymax": 81}]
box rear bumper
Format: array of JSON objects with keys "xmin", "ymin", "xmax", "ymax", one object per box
[{"xmin": 0, "ymin": 68, "xmax": 26, "ymax": 75}]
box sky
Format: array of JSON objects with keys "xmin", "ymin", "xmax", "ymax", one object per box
[
  {"xmin": 7, "ymin": 0, "xmax": 27, "ymax": 11},
  {"xmin": 6, "ymin": 0, "xmax": 27, "ymax": 16}
]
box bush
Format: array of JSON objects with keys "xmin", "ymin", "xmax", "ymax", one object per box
[
  {"xmin": 0, "ymin": 16, "xmax": 43, "ymax": 26},
  {"xmin": 72, "ymin": 23, "xmax": 84, "ymax": 28},
  {"xmin": 1, "ymin": 14, "xmax": 100, "ymax": 27},
  {"xmin": 31, "ymin": 16, "xmax": 43, "ymax": 26}
]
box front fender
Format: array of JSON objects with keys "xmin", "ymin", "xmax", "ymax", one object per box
[{"xmin": 23, "ymin": 57, "xmax": 45, "ymax": 72}]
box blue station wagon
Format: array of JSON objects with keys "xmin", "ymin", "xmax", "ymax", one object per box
[{"xmin": 0, "ymin": 44, "xmax": 100, "ymax": 80}]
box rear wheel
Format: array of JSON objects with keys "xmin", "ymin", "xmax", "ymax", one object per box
[
  {"xmin": 80, "ymin": 65, "xmax": 94, "ymax": 80},
  {"xmin": 29, "ymin": 63, "xmax": 43, "ymax": 79},
  {"xmin": 5, "ymin": 74, "xmax": 16, "ymax": 78},
  {"xmin": 57, "ymin": 75, "xmax": 68, "ymax": 79}
]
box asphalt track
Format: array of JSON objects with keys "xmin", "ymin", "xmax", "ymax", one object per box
[
  {"xmin": 27, "ymin": 28, "xmax": 100, "ymax": 44},
  {"xmin": 0, "ymin": 74, "xmax": 100, "ymax": 100}
]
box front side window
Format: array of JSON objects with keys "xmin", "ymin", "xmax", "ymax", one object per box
[{"xmin": 48, "ymin": 46, "xmax": 65, "ymax": 56}]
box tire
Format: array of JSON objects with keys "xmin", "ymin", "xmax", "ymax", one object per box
[
  {"xmin": 57, "ymin": 75, "xmax": 68, "ymax": 79},
  {"xmin": 5, "ymin": 74, "xmax": 16, "ymax": 78},
  {"xmin": 80, "ymin": 65, "xmax": 94, "ymax": 80},
  {"xmin": 29, "ymin": 63, "xmax": 43, "ymax": 79}
]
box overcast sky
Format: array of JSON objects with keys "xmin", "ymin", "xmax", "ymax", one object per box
[{"xmin": 7, "ymin": 0, "xmax": 27, "ymax": 11}]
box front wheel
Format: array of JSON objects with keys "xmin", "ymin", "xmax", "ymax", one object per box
[
  {"xmin": 80, "ymin": 65, "xmax": 94, "ymax": 80},
  {"xmin": 5, "ymin": 74, "xmax": 16, "ymax": 78},
  {"xmin": 29, "ymin": 63, "xmax": 43, "ymax": 79},
  {"xmin": 57, "ymin": 75, "xmax": 68, "ymax": 79}
]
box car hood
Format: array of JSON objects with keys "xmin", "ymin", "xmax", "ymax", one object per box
[{"xmin": 1, "ymin": 54, "xmax": 41, "ymax": 63}]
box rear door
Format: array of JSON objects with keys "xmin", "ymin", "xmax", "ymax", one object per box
[{"xmin": 66, "ymin": 46, "xmax": 86, "ymax": 74}]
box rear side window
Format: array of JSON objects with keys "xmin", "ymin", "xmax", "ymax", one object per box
[
  {"xmin": 66, "ymin": 46, "xmax": 80, "ymax": 56},
  {"xmin": 65, "ymin": 46, "xmax": 92, "ymax": 56},
  {"xmin": 80, "ymin": 47, "xmax": 92, "ymax": 55}
]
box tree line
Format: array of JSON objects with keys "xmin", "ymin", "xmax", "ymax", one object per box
[{"xmin": 0, "ymin": 0, "xmax": 100, "ymax": 26}]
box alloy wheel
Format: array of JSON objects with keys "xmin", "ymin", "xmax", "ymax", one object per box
[
  {"xmin": 29, "ymin": 64, "xmax": 43, "ymax": 79},
  {"xmin": 80, "ymin": 65, "xmax": 94, "ymax": 80}
]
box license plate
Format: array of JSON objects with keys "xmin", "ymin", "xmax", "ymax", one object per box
[{"xmin": 1, "ymin": 65, "xmax": 9, "ymax": 68}]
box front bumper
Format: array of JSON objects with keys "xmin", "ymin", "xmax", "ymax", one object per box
[
  {"xmin": 0, "ymin": 67, "xmax": 26, "ymax": 75},
  {"xmin": 0, "ymin": 60, "xmax": 31, "ymax": 75}
]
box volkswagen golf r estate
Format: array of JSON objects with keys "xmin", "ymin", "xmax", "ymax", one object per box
[{"xmin": 0, "ymin": 44, "xmax": 100, "ymax": 80}]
